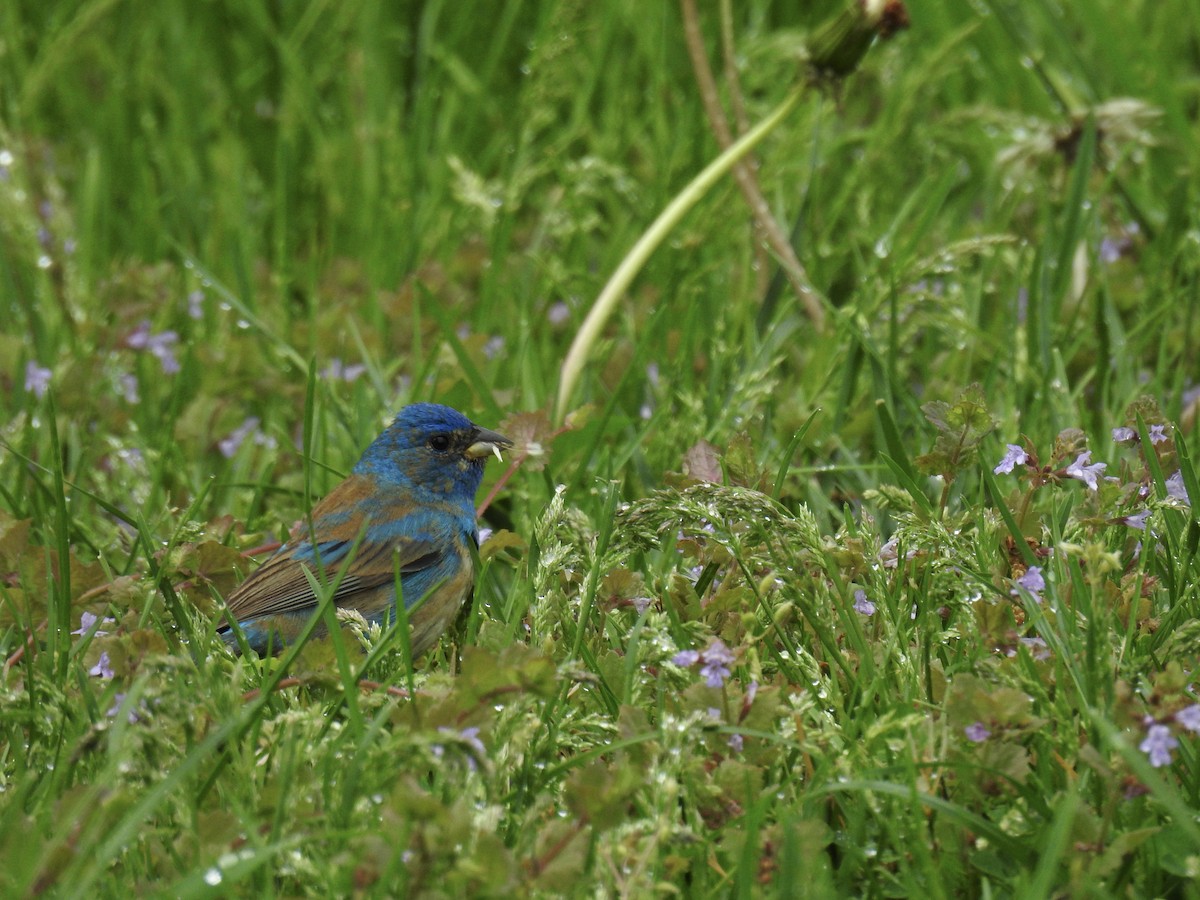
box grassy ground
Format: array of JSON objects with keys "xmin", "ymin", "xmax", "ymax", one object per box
[{"xmin": 2, "ymin": 0, "xmax": 1200, "ymax": 895}]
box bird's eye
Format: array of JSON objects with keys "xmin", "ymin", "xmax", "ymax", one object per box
[{"xmin": 428, "ymin": 434, "xmax": 451, "ymax": 452}]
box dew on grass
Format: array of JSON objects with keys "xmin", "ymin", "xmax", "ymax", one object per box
[{"xmin": 204, "ymin": 868, "xmax": 222, "ymax": 886}]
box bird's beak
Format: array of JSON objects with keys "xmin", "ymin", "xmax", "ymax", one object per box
[{"xmin": 465, "ymin": 426, "xmax": 513, "ymax": 462}]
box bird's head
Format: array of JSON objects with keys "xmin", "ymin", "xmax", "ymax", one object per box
[{"xmin": 356, "ymin": 403, "xmax": 512, "ymax": 500}]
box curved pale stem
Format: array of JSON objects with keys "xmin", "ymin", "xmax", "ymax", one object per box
[{"xmin": 555, "ymin": 86, "xmax": 806, "ymax": 423}]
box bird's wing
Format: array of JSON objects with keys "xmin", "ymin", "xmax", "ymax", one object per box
[
  {"xmin": 222, "ymin": 534, "xmax": 442, "ymax": 623},
  {"xmin": 223, "ymin": 473, "xmax": 446, "ymax": 624}
]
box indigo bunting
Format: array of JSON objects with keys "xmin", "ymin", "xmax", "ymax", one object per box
[{"xmin": 222, "ymin": 403, "xmax": 511, "ymax": 656}]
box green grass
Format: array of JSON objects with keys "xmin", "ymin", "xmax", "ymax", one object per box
[{"xmin": 3, "ymin": 0, "xmax": 1200, "ymax": 895}]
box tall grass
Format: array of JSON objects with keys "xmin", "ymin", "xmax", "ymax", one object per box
[{"xmin": 2, "ymin": 0, "xmax": 1199, "ymax": 895}]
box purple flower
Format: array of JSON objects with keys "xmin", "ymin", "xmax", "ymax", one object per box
[
  {"xmin": 219, "ymin": 417, "xmax": 277, "ymax": 458},
  {"xmin": 964, "ymin": 722, "xmax": 991, "ymax": 742},
  {"xmin": 321, "ymin": 358, "xmax": 367, "ymax": 382},
  {"xmin": 699, "ymin": 640, "xmax": 736, "ymax": 687},
  {"xmin": 117, "ymin": 373, "xmax": 140, "ymax": 403},
  {"xmin": 483, "ymin": 336, "xmax": 505, "ymax": 360},
  {"xmin": 674, "ymin": 639, "xmax": 736, "ymax": 687},
  {"xmin": 1175, "ymin": 704, "xmax": 1200, "ymax": 734},
  {"xmin": 879, "ymin": 537, "xmax": 899, "ymax": 569},
  {"xmin": 24, "ymin": 361, "xmax": 52, "ymax": 398},
  {"xmin": 1148, "ymin": 424, "xmax": 1168, "ymax": 445},
  {"xmin": 1140, "ymin": 723, "xmax": 1178, "ymax": 768},
  {"xmin": 73, "ymin": 612, "xmax": 114, "ymax": 637},
  {"xmin": 127, "ymin": 321, "xmax": 181, "ymax": 374},
  {"xmin": 187, "ymin": 290, "xmax": 205, "ymax": 319},
  {"xmin": 89, "ymin": 651, "xmax": 115, "ymax": 679},
  {"xmin": 433, "ymin": 726, "xmax": 486, "ymax": 771},
  {"xmin": 1166, "ymin": 471, "xmax": 1190, "ymax": 505},
  {"xmin": 105, "ymin": 693, "xmax": 140, "ymax": 724},
  {"xmin": 1111, "ymin": 427, "xmax": 1137, "ymax": 443},
  {"xmin": 1018, "ymin": 636, "xmax": 1051, "ymax": 660},
  {"xmin": 994, "ymin": 444, "xmax": 1028, "ymax": 475},
  {"xmin": 1065, "ymin": 451, "xmax": 1106, "ymax": 490},
  {"xmin": 1121, "ymin": 509, "xmax": 1151, "ymax": 530},
  {"xmin": 727, "ymin": 733, "xmax": 744, "ymax": 752},
  {"xmin": 547, "ymin": 302, "xmax": 570, "ymax": 325},
  {"xmin": 852, "ymin": 589, "xmax": 876, "ymax": 616},
  {"xmin": 1012, "ymin": 566, "xmax": 1045, "ymax": 601}
]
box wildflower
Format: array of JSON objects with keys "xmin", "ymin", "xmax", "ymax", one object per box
[
  {"xmin": 994, "ymin": 444, "xmax": 1028, "ymax": 474},
  {"xmin": 673, "ymin": 638, "xmax": 736, "ymax": 688},
  {"xmin": 1148, "ymin": 424, "xmax": 1168, "ymax": 445},
  {"xmin": 1175, "ymin": 704, "xmax": 1200, "ymax": 734},
  {"xmin": 89, "ymin": 651, "xmax": 115, "ymax": 679},
  {"xmin": 127, "ymin": 321, "xmax": 181, "ymax": 374},
  {"xmin": 727, "ymin": 733, "xmax": 744, "ymax": 752},
  {"xmin": 1166, "ymin": 471, "xmax": 1190, "ymax": 505},
  {"xmin": 852, "ymin": 589, "xmax": 876, "ymax": 616},
  {"xmin": 73, "ymin": 612, "xmax": 114, "ymax": 637},
  {"xmin": 1121, "ymin": 509, "xmax": 1151, "ymax": 530},
  {"xmin": 1018, "ymin": 636, "xmax": 1051, "ymax": 660},
  {"xmin": 105, "ymin": 693, "xmax": 140, "ymax": 724},
  {"xmin": 24, "ymin": 361, "xmax": 52, "ymax": 398},
  {"xmin": 1065, "ymin": 451, "xmax": 1106, "ymax": 490},
  {"xmin": 964, "ymin": 722, "xmax": 991, "ymax": 742},
  {"xmin": 1012, "ymin": 566, "xmax": 1045, "ymax": 601},
  {"xmin": 117, "ymin": 373, "xmax": 140, "ymax": 403},
  {"xmin": 483, "ymin": 336, "xmax": 505, "ymax": 360},
  {"xmin": 187, "ymin": 290, "xmax": 205, "ymax": 319},
  {"xmin": 1139, "ymin": 723, "xmax": 1178, "ymax": 768},
  {"xmin": 879, "ymin": 537, "xmax": 899, "ymax": 568},
  {"xmin": 433, "ymin": 726, "xmax": 486, "ymax": 771},
  {"xmin": 219, "ymin": 417, "xmax": 277, "ymax": 458},
  {"xmin": 547, "ymin": 301, "xmax": 570, "ymax": 325},
  {"xmin": 1111, "ymin": 427, "xmax": 1136, "ymax": 443},
  {"xmin": 321, "ymin": 358, "xmax": 367, "ymax": 382}
]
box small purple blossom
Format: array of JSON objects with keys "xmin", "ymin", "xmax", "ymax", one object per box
[
  {"xmin": 1166, "ymin": 471, "xmax": 1190, "ymax": 505},
  {"xmin": 187, "ymin": 289, "xmax": 205, "ymax": 319},
  {"xmin": 321, "ymin": 358, "xmax": 367, "ymax": 383},
  {"xmin": 674, "ymin": 639, "xmax": 736, "ymax": 687},
  {"xmin": 483, "ymin": 336, "xmax": 505, "ymax": 360},
  {"xmin": 1065, "ymin": 451, "xmax": 1106, "ymax": 490},
  {"xmin": 1018, "ymin": 636, "xmax": 1051, "ymax": 660},
  {"xmin": 1121, "ymin": 509, "xmax": 1151, "ymax": 530},
  {"xmin": 1175, "ymin": 704, "xmax": 1200, "ymax": 734},
  {"xmin": 433, "ymin": 726, "xmax": 486, "ymax": 771},
  {"xmin": 1111, "ymin": 427, "xmax": 1137, "ymax": 443},
  {"xmin": 1148, "ymin": 424, "xmax": 1169, "ymax": 445},
  {"xmin": 964, "ymin": 722, "xmax": 991, "ymax": 742},
  {"xmin": 727, "ymin": 733, "xmax": 744, "ymax": 752},
  {"xmin": 1140, "ymin": 723, "xmax": 1178, "ymax": 768},
  {"xmin": 73, "ymin": 612, "xmax": 114, "ymax": 637},
  {"xmin": 879, "ymin": 537, "xmax": 899, "ymax": 569},
  {"xmin": 89, "ymin": 651, "xmax": 115, "ymax": 679},
  {"xmin": 127, "ymin": 321, "xmax": 181, "ymax": 374},
  {"xmin": 105, "ymin": 693, "xmax": 140, "ymax": 724},
  {"xmin": 547, "ymin": 301, "xmax": 570, "ymax": 325},
  {"xmin": 994, "ymin": 444, "xmax": 1028, "ymax": 475},
  {"xmin": 852, "ymin": 589, "xmax": 876, "ymax": 616},
  {"xmin": 117, "ymin": 372, "xmax": 140, "ymax": 403},
  {"xmin": 24, "ymin": 361, "xmax": 52, "ymax": 398},
  {"xmin": 219, "ymin": 417, "xmax": 277, "ymax": 458},
  {"xmin": 1012, "ymin": 566, "xmax": 1045, "ymax": 601}
]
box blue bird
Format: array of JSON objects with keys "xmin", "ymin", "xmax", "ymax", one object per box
[{"xmin": 221, "ymin": 403, "xmax": 511, "ymax": 657}]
